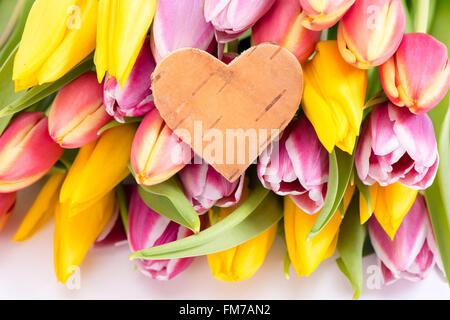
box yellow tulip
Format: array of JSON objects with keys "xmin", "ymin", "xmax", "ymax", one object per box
[
  {"xmin": 359, "ymin": 182, "xmax": 418, "ymax": 240},
  {"xmin": 54, "ymin": 191, "xmax": 116, "ymax": 283},
  {"xmin": 13, "ymin": 0, "xmax": 97, "ymax": 91},
  {"xmin": 59, "ymin": 123, "xmax": 137, "ymax": 216},
  {"xmin": 284, "ymin": 184, "xmax": 355, "ymax": 277},
  {"xmin": 94, "ymin": 0, "xmax": 157, "ymax": 86},
  {"xmin": 12, "ymin": 173, "xmax": 65, "ymax": 242},
  {"xmin": 302, "ymin": 40, "xmax": 367, "ymax": 154},
  {"xmin": 207, "ymin": 186, "xmax": 277, "ymax": 282}
]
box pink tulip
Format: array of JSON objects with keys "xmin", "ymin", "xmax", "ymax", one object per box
[
  {"xmin": 379, "ymin": 33, "xmax": 450, "ymax": 114},
  {"xmin": 257, "ymin": 115, "xmax": 329, "ymax": 214},
  {"xmin": 131, "ymin": 109, "xmax": 193, "ymax": 186},
  {"xmin": 49, "ymin": 72, "xmax": 113, "ymax": 148},
  {"xmin": 299, "ymin": 0, "xmax": 355, "ymax": 31},
  {"xmin": 150, "ymin": 0, "xmax": 216, "ymax": 63},
  {"xmin": 179, "ymin": 156, "xmax": 244, "ymax": 215},
  {"xmin": 369, "ymin": 195, "xmax": 442, "ymax": 285},
  {"xmin": 128, "ymin": 185, "xmax": 194, "ymax": 280},
  {"xmin": 204, "ymin": 0, "xmax": 276, "ymax": 43},
  {"xmin": 355, "ymin": 102, "xmax": 438, "ymax": 189},
  {"xmin": 252, "ymin": 0, "xmax": 321, "ymax": 63},
  {"xmin": 0, "ymin": 192, "xmax": 16, "ymax": 231},
  {"xmin": 337, "ymin": 0, "xmax": 405, "ymax": 69},
  {"xmin": 103, "ymin": 37, "xmax": 156, "ymax": 122},
  {"xmin": 0, "ymin": 112, "xmax": 63, "ymax": 192}
]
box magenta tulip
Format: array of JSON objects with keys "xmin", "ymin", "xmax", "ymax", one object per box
[
  {"xmin": 355, "ymin": 102, "xmax": 438, "ymax": 189},
  {"xmin": 103, "ymin": 37, "xmax": 156, "ymax": 122},
  {"xmin": 151, "ymin": 0, "xmax": 216, "ymax": 63},
  {"xmin": 128, "ymin": 186, "xmax": 194, "ymax": 280},
  {"xmin": 258, "ymin": 115, "xmax": 329, "ymax": 214},
  {"xmin": 179, "ymin": 156, "xmax": 244, "ymax": 214},
  {"xmin": 369, "ymin": 195, "xmax": 442, "ymax": 285},
  {"xmin": 204, "ymin": 0, "xmax": 276, "ymax": 43}
]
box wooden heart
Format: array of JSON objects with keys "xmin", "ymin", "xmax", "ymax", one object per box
[{"xmin": 152, "ymin": 44, "xmax": 303, "ymax": 182}]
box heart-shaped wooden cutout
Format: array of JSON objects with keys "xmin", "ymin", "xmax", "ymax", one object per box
[{"xmin": 152, "ymin": 44, "xmax": 303, "ymax": 182}]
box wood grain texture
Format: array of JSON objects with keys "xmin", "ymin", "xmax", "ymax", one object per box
[{"xmin": 152, "ymin": 43, "xmax": 303, "ymax": 182}]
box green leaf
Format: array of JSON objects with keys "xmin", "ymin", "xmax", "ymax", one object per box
[
  {"xmin": 0, "ymin": 0, "xmax": 22, "ymax": 49},
  {"xmin": 336, "ymin": 193, "xmax": 367, "ymax": 300},
  {"xmin": 308, "ymin": 148, "xmax": 354, "ymax": 239},
  {"xmin": 139, "ymin": 176, "xmax": 201, "ymax": 233},
  {"xmin": 424, "ymin": 0, "xmax": 450, "ymax": 284},
  {"xmin": 355, "ymin": 174, "xmax": 371, "ymax": 214},
  {"xmin": 97, "ymin": 116, "xmax": 143, "ymax": 135},
  {"xmin": 116, "ymin": 184, "xmax": 129, "ymax": 235},
  {"xmin": 0, "ymin": 54, "xmax": 94, "ymax": 118},
  {"xmin": 131, "ymin": 184, "xmax": 277, "ymax": 260},
  {"xmin": 0, "ymin": 0, "xmax": 33, "ymax": 65}
]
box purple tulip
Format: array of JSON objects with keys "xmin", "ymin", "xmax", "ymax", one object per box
[
  {"xmin": 178, "ymin": 156, "xmax": 245, "ymax": 215},
  {"xmin": 103, "ymin": 37, "xmax": 156, "ymax": 123},
  {"xmin": 204, "ymin": 0, "xmax": 276, "ymax": 43},
  {"xmin": 257, "ymin": 115, "xmax": 329, "ymax": 214},
  {"xmin": 369, "ymin": 195, "xmax": 442, "ymax": 285},
  {"xmin": 355, "ymin": 102, "xmax": 438, "ymax": 189},
  {"xmin": 128, "ymin": 186, "xmax": 194, "ymax": 280},
  {"xmin": 150, "ymin": 0, "xmax": 216, "ymax": 63}
]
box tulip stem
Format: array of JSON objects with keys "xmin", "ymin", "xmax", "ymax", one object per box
[
  {"xmin": 116, "ymin": 184, "xmax": 129, "ymax": 235},
  {"xmin": 415, "ymin": 0, "xmax": 430, "ymax": 33}
]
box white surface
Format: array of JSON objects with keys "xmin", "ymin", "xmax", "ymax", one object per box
[{"xmin": 0, "ymin": 182, "xmax": 449, "ymax": 300}]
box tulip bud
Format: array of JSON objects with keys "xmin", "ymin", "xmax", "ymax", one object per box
[
  {"xmin": 60, "ymin": 123, "xmax": 137, "ymax": 215},
  {"xmin": 49, "ymin": 72, "xmax": 113, "ymax": 148},
  {"xmin": 379, "ymin": 33, "xmax": 450, "ymax": 114},
  {"xmin": 150, "ymin": 0, "xmax": 215, "ymax": 63},
  {"xmin": 300, "ymin": 0, "xmax": 355, "ymax": 31},
  {"xmin": 302, "ymin": 41, "xmax": 367, "ymax": 154},
  {"xmin": 179, "ymin": 156, "xmax": 244, "ymax": 214},
  {"xmin": 355, "ymin": 102, "xmax": 438, "ymax": 190},
  {"xmin": 207, "ymin": 185, "xmax": 277, "ymax": 281},
  {"xmin": 13, "ymin": 0, "xmax": 97, "ymax": 91},
  {"xmin": 131, "ymin": 109, "xmax": 193, "ymax": 186},
  {"xmin": 13, "ymin": 173, "xmax": 65, "ymax": 241},
  {"xmin": 252, "ymin": 0, "xmax": 321, "ymax": 63},
  {"xmin": 0, "ymin": 192, "xmax": 16, "ymax": 232},
  {"xmin": 284, "ymin": 184, "xmax": 355, "ymax": 277},
  {"xmin": 258, "ymin": 115, "xmax": 328, "ymax": 214},
  {"xmin": 337, "ymin": 0, "xmax": 405, "ymax": 69},
  {"xmin": 103, "ymin": 37, "xmax": 156, "ymax": 122},
  {"xmin": 128, "ymin": 186, "xmax": 194, "ymax": 280},
  {"xmin": 204, "ymin": 0, "xmax": 275, "ymax": 43},
  {"xmin": 54, "ymin": 191, "xmax": 117, "ymax": 283},
  {"xmin": 369, "ymin": 194, "xmax": 441, "ymax": 285},
  {"xmin": 0, "ymin": 112, "xmax": 63, "ymax": 192},
  {"xmin": 360, "ymin": 182, "xmax": 418, "ymax": 240}
]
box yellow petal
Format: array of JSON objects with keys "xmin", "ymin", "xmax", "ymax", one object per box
[
  {"xmin": 38, "ymin": 0, "xmax": 97, "ymax": 84},
  {"xmin": 302, "ymin": 41, "xmax": 367, "ymax": 154},
  {"xmin": 95, "ymin": 0, "xmax": 156, "ymax": 85},
  {"xmin": 60, "ymin": 124, "xmax": 137, "ymax": 215},
  {"xmin": 13, "ymin": 0, "xmax": 76, "ymax": 90},
  {"xmin": 12, "ymin": 173, "xmax": 65, "ymax": 242},
  {"xmin": 285, "ymin": 184, "xmax": 355, "ymax": 276},
  {"xmin": 207, "ymin": 183, "xmax": 276, "ymax": 282},
  {"xmin": 54, "ymin": 191, "xmax": 116, "ymax": 283},
  {"xmin": 373, "ymin": 183, "xmax": 418, "ymax": 240}
]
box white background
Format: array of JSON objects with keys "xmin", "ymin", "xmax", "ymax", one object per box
[{"xmin": 0, "ymin": 182, "xmax": 449, "ymax": 300}]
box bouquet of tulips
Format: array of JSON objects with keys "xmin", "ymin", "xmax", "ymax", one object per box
[{"xmin": 0, "ymin": 0, "xmax": 449, "ymax": 299}]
